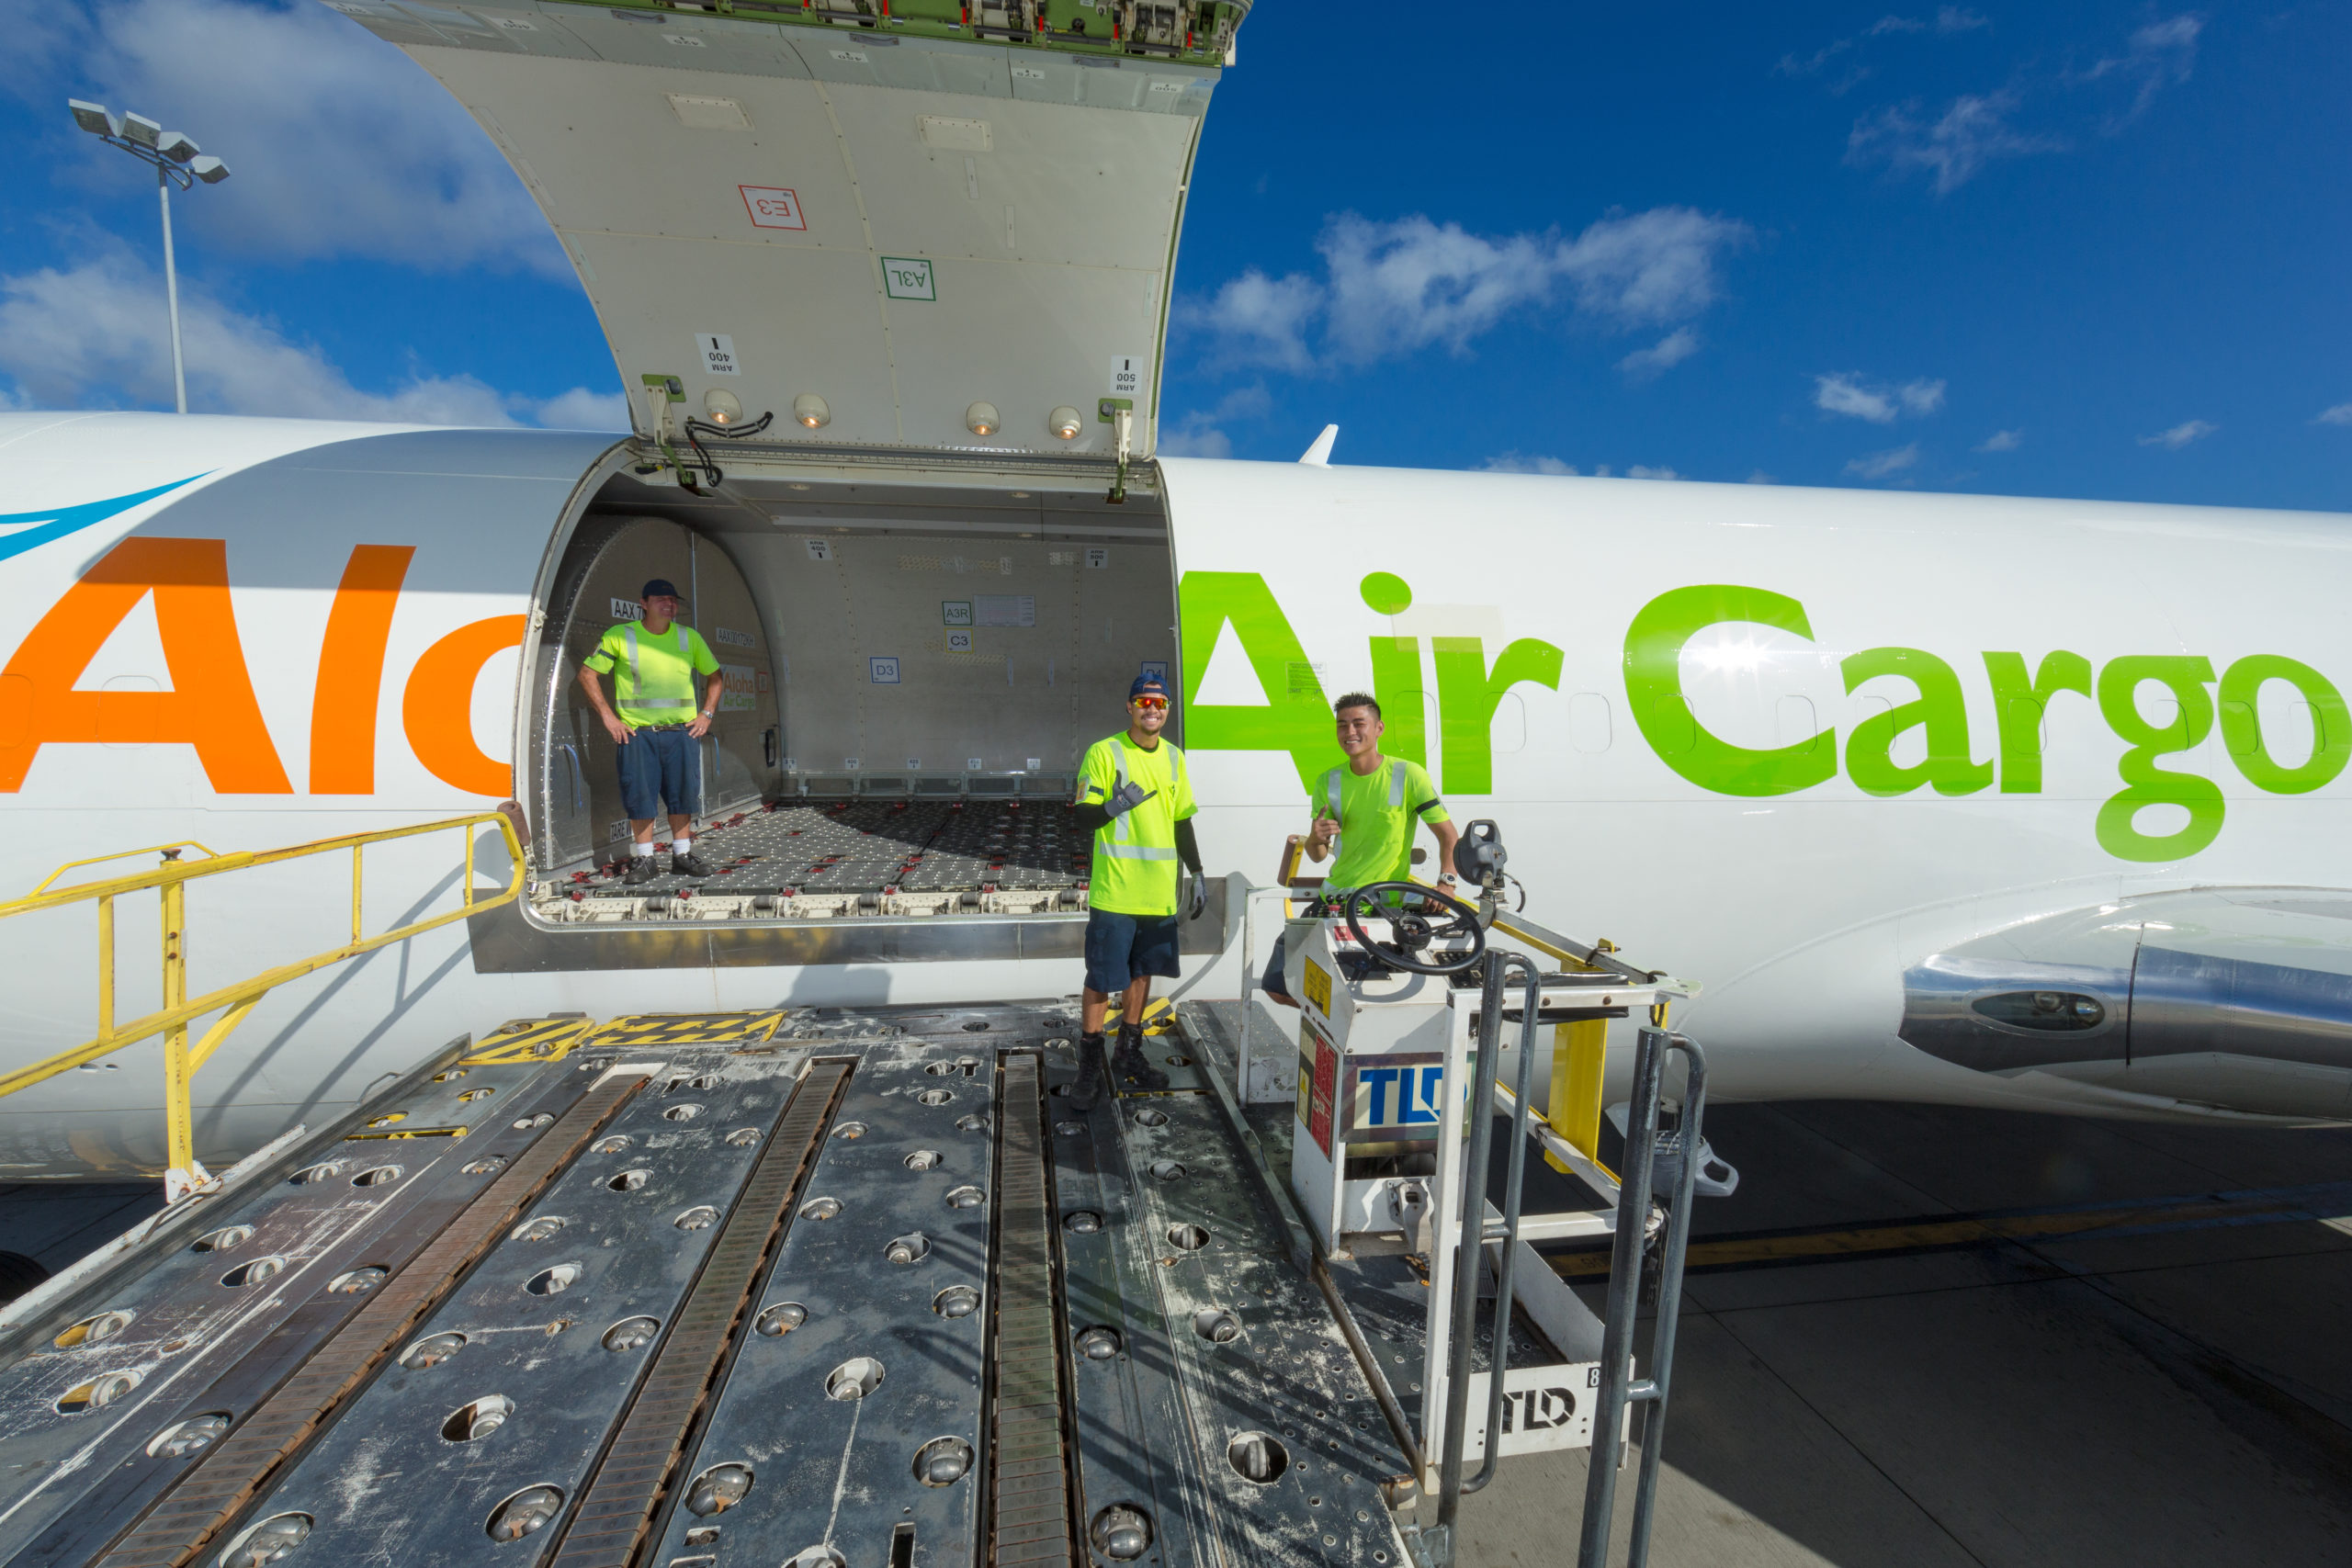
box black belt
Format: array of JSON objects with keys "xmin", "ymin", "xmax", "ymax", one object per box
[{"xmin": 631, "ymin": 722, "xmax": 692, "ymax": 732}]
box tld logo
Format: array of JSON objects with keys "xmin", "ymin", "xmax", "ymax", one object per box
[{"xmin": 1498, "ymin": 1386, "xmax": 1577, "ymax": 1434}]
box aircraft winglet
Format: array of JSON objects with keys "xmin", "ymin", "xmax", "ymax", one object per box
[{"xmin": 1298, "ymin": 425, "xmax": 1338, "ymax": 467}]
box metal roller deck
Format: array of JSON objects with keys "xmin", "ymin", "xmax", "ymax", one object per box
[{"xmin": 0, "ymin": 1005, "xmax": 1427, "ymax": 1568}]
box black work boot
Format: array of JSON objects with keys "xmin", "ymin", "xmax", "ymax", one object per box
[
  {"xmin": 1114, "ymin": 1023, "xmax": 1170, "ymax": 1091},
  {"xmin": 672, "ymin": 849, "xmax": 716, "ymax": 879},
  {"xmin": 1069, "ymin": 1032, "xmax": 1107, "ymax": 1111},
  {"xmin": 624, "ymin": 854, "xmax": 660, "ymax": 886}
]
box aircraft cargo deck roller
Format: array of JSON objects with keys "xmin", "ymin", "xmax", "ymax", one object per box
[{"xmin": 0, "ymin": 1005, "xmax": 1428, "ymax": 1568}]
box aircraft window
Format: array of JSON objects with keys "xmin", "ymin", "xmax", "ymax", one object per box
[
  {"xmin": 1645, "ymin": 694, "xmax": 1696, "ymax": 757},
  {"xmin": 2221, "ymin": 700, "xmax": 2257, "ymax": 757},
  {"xmin": 2003, "ymin": 695, "xmax": 2048, "ymax": 751},
  {"xmin": 1774, "ymin": 696, "xmax": 1820, "ymax": 753},
  {"xmin": 1567, "ymin": 694, "xmax": 1611, "ymax": 755},
  {"xmin": 1970, "ymin": 991, "xmax": 2106, "ymax": 1032},
  {"xmin": 1490, "ymin": 693, "xmax": 1526, "ymax": 755}
]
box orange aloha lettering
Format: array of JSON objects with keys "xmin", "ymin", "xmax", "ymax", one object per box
[
  {"xmin": 309, "ymin": 545, "xmax": 415, "ymax": 794},
  {"xmin": 401, "ymin": 615, "xmax": 526, "ymax": 796},
  {"xmin": 0, "ymin": 537, "xmax": 290, "ymax": 793}
]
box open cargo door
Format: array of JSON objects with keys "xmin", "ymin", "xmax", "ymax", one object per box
[{"xmin": 326, "ymin": 0, "xmax": 1244, "ymax": 467}]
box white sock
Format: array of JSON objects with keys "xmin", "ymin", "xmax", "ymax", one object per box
[
  {"xmin": 673, "ymin": 835, "xmax": 693, "ymax": 854},
  {"xmin": 631, "ymin": 841, "xmax": 653, "ymax": 857}
]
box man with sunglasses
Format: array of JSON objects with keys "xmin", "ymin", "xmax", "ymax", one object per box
[{"xmin": 1069, "ymin": 674, "xmax": 1207, "ymax": 1109}]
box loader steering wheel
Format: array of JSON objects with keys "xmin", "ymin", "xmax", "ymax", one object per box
[{"xmin": 1340, "ymin": 883, "xmax": 1487, "ymax": 976}]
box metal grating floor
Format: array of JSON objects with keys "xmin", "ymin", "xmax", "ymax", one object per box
[
  {"xmin": 548, "ymin": 798, "xmax": 1092, "ymax": 901},
  {"xmin": 0, "ymin": 1006, "xmax": 1410, "ymax": 1568}
]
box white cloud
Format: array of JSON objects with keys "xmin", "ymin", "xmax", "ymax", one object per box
[
  {"xmin": 1848, "ymin": 90, "xmax": 2067, "ymax": 195},
  {"xmin": 1782, "ymin": 8, "xmax": 1989, "ymax": 92},
  {"xmin": 1157, "ymin": 384, "xmax": 1271, "ymax": 459},
  {"xmin": 1, "ymin": 0, "xmax": 564, "ymax": 275},
  {"xmin": 0, "ymin": 253, "xmax": 616, "ymax": 425},
  {"xmin": 2312, "ymin": 404, "xmax": 2352, "ymax": 427},
  {"xmin": 1617, "ymin": 327, "xmax": 1701, "ymax": 381},
  {"xmin": 1815, "ymin": 372, "xmax": 1946, "ymax": 423},
  {"xmin": 1478, "ymin": 457, "xmax": 1679, "ymax": 479},
  {"xmin": 1187, "ymin": 270, "xmax": 1319, "ymax": 374},
  {"xmin": 1899, "ymin": 378, "xmax": 1947, "ymax": 414},
  {"xmin": 2139, "ymin": 419, "xmax": 2217, "ymax": 449},
  {"xmin": 1975, "ymin": 428, "xmax": 2023, "ymax": 452},
  {"xmin": 533, "ymin": 388, "xmax": 630, "ymax": 431},
  {"xmin": 1846, "ymin": 443, "xmax": 1921, "ymax": 479},
  {"xmin": 1185, "ymin": 207, "xmax": 1749, "ymax": 372},
  {"xmin": 1481, "ymin": 453, "xmax": 1578, "ymax": 476},
  {"xmin": 2081, "ymin": 15, "xmax": 2203, "ymax": 126},
  {"xmin": 1815, "ymin": 373, "xmax": 1896, "ymax": 423}
]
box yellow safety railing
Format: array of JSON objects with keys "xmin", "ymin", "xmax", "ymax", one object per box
[{"xmin": 0, "ymin": 809, "xmax": 526, "ymax": 1200}]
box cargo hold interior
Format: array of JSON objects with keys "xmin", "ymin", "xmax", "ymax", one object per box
[{"xmin": 522, "ymin": 461, "xmax": 1178, "ymax": 932}]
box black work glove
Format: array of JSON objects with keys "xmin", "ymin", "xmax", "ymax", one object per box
[
  {"xmin": 1103, "ymin": 780, "xmax": 1157, "ymax": 820},
  {"xmin": 1186, "ymin": 873, "xmax": 1209, "ymax": 922}
]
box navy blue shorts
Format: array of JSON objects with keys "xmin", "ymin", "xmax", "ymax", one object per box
[
  {"xmin": 1083, "ymin": 908, "xmax": 1182, "ymax": 995},
  {"xmin": 617, "ymin": 727, "xmax": 700, "ymax": 820}
]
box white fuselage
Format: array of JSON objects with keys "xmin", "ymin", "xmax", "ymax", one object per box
[{"xmin": 5, "ymin": 410, "xmax": 2348, "ymax": 1176}]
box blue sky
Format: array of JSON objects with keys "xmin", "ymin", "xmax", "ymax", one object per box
[{"xmin": 1, "ymin": 1, "xmax": 2345, "ymax": 508}]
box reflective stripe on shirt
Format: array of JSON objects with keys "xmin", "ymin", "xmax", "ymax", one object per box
[{"xmin": 621, "ymin": 624, "xmax": 693, "ymax": 709}]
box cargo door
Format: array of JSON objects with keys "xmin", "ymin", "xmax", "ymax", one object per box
[{"xmin": 327, "ymin": 0, "xmax": 1243, "ymax": 466}]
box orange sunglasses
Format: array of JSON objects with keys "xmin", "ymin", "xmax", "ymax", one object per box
[{"xmin": 1132, "ymin": 694, "xmax": 1169, "ymax": 710}]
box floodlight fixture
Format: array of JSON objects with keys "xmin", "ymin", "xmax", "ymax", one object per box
[
  {"xmin": 965, "ymin": 401, "xmax": 1000, "ymax": 438},
  {"xmin": 65, "ymin": 100, "xmax": 231, "ymax": 414}
]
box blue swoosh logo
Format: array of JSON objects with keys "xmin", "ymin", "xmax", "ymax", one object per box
[{"xmin": 0, "ymin": 473, "xmax": 209, "ymax": 567}]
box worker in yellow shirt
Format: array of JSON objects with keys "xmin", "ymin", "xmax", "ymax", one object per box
[
  {"xmin": 1263, "ymin": 691, "xmax": 1462, "ymax": 1007},
  {"xmin": 575, "ymin": 579, "xmax": 726, "ymax": 886},
  {"xmin": 1069, "ymin": 674, "xmax": 1208, "ymax": 1109}
]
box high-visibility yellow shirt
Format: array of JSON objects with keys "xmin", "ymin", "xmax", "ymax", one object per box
[
  {"xmin": 581, "ymin": 621, "xmax": 720, "ymax": 727},
  {"xmin": 1077, "ymin": 732, "xmax": 1198, "ymax": 917},
  {"xmin": 1317, "ymin": 757, "xmax": 1449, "ymax": 890}
]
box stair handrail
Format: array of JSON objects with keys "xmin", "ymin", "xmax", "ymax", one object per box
[{"xmin": 0, "ymin": 805, "xmax": 528, "ymax": 1200}]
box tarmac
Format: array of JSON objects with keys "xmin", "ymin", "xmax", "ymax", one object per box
[{"xmin": 1458, "ymin": 1099, "xmax": 2352, "ymax": 1567}]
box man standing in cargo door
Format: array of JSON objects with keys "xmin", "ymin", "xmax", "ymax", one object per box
[
  {"xmin": 576, "ymin": 580, "xmax": 726, "ymax": 886},
  {"xmin": 1069, "ymin": 673, "xmax": 1209, "ymax": 1110}
]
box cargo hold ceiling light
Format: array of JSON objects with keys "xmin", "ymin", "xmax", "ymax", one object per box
[
  {"xmin": 1047, "ymin": 406, "xmax": 1082, "ymax": 441},
  {"xmin": 67, "ymin": 99, "xmax": 230, "ymax": 415},
  {"xmin": 966, "ymin": 402, "xmax": 1001, "ymax": 438},
  {"xmin": 703, "ymin": 389, "xmax": 742, "ymax": 425},
  {"xmin": 793, "ymin": 394, "xmax": 831, "ymax": 429}
]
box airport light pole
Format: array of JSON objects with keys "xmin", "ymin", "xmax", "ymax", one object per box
[{"xmin": 67, "ymin": 100, "xmax": 230, "ymax": 415}]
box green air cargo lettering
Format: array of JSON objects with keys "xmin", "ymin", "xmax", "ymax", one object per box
[{"xmin": 1177, "ymin": 571, "xmax": 2349, "ymax": 864}]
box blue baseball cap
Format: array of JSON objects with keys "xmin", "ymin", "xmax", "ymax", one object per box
[
  {"xmin": 1129, "ymin": 673, "xmax": 1170, "ymax": 700},
  {"xmin": 641, "ymin": 579, "xmax": 684, "ymax": 601}
]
